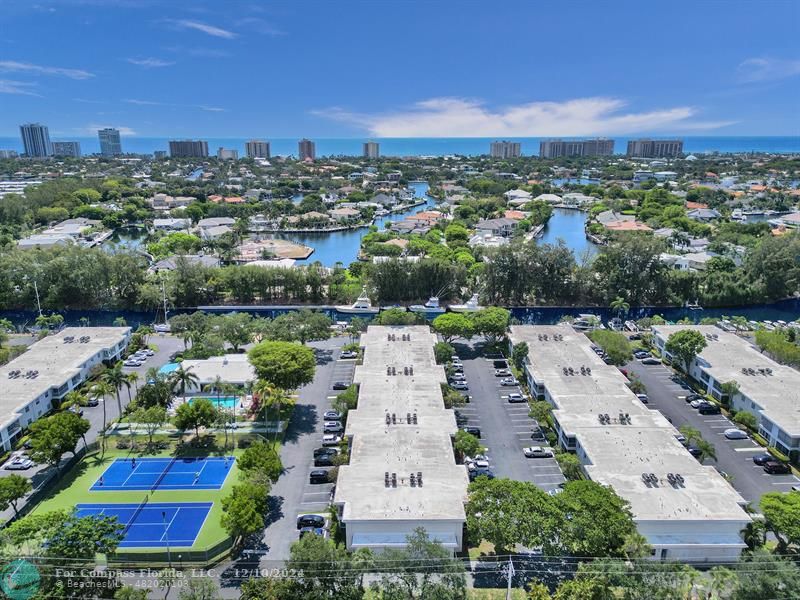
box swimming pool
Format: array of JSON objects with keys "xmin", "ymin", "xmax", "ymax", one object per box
[
  {"xmin": 159, "ymin": 363, "xmax": 180, "ymax": 375},
  {"xmin": 189, "ymin": 396, "xmax": 240, "ymax": 409}
]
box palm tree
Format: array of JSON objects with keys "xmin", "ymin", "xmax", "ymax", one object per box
[
  {"xmin": 61, "ymin": 390, "xmax": 87, "ymax": 411},
  {"xmin": 169, "ymin": 365, "xmax": 199, "ymax": 403},
  {"xmin": 254, "ymin": 379, "xmax": 293, "ymax": 445},
  {"xmin": 126, "ymin": 372, "xmax": 140, "ymax": 395},
  {"xmin": 679, "ymin": 425, "xmax": 717, "ymax": 463},
  {"xmin": 102, "ymin": 362, "xmax": 128, "ymax": 422},
  {"xmin": 610, "ymin": 296, "xmax": 630, "ymax": 318},
  {"xmin": 91, "ymin": 381, "xmax": 114, "ymax": 456}
]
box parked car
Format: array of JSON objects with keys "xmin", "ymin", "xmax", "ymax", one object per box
[
  {"xmin": 68, "ymin": 405, "xmax": 84, "ymax": 416},
  {"xmin": 724, "ymin": 428, "xmax": 748, "ymax": 440},
  {"xmin": 462, "ymin": 426, "xmax": 481, "ymax": 438},
  {"xmin": 685, "ymin": 393, "xmax": 703, "ymax": 403},
  {"xmin": 674, "ymin": 434, "xmax": 687, "ymax": 445},
  {"xmin": 86, "ymin": 398, "xmax": 99, "ymax": 407},
  {"xmin": 323, "ymin": 410, "xmax": 341, "ymax": 421},
  {"xmin": 468, "ymin": 468, "xmax": 494, "ymax": 481},
  {"xmin": 690, "ymin": 399, "xmax": 706, "ymax": 409},
  {"xmin": 332, "ymin": 381, "xmax": 349, "ymax": 390},
  {"xmin": 450, "ymin": 373, "xmax": 466, "ymax": 381},
  {"xmin": 340, "ymin": 350, "xmax": 358, "ymax": 359},
  {"xmin": 640, "ymin": 357, "xmax": 660, "ymax": 365},
  {"xmin": 309, "ymin": 469, "xmax": 330, "ymax": 484},
  {"xmin": 451, "ymin": 381, "xmax": 469, "ymax": 390},
  {"xmin": 451, "ymin": 355, "xmax": 461, "ymax": 363},
  {"xmin": 686, "ymin": 445, "xmax": 702, "ymax": 459},
  {"xmin": 123, "ymin": 359, "xmax": 142, "ymax": 367},
  {"xmin": 451, "ymin": 364, "xmax": 464, "ymax": 373},
  {"xmin": 494, "ymin": 369, "xmax": 511, "ymax": 377},
  {"xmin": 314, "ymin": 454, "xmax": 336, "ymax": 467},
  {"xmin": 636, "ymin": 394, "xmax": 648, "ymax": 404},
  {"xmin": 752, "ymin": 453, "xmax": 773, "ymax": 466},
  {"xmin": 698, "ymin": 403, "xmax": 721, "ymax": 415},
  {"xmin": 323, "ymin": 421, "xmax": 343, "ymax": 434},
  {"xmin": 322, "ymin": 434, "xmax": 342, "ymax": 446},
  {"xmin": 507, "ymin": 392, "xmax": 526, "ymax": 403},
  {"xmin": 4, "ymin": 457, "xmax": 33, "ymax": 470},
  {"xmin": 633, "ymin": 351, "xmax": 650, "ymax": 359},
  {"xmin": 523, "ymin": 446, "xmax": 554, "ymax": 458},
  {"xmin": 492, "ymin": 360, "xmax": 508, "ymax": 369},
  {"xmin": 296, "ymin": 514, "xmax": 325, "ymax": 530},
  {"xmin": 499, "ymin": 377, "xmax": 518, "ymax": 386},
  {"xmin": 763, "ymin": 461, "xmax": 791, "ymax": 475}
]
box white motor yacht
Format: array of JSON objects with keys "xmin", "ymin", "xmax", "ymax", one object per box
[
  {"xmin": 448, "ymin": 294, "xmax": 482, "ymax": 313},
  {"xmin": 409, "ymin": 296, "xmax": 446, "ymax": 314},
  {"xmin": 336, "ymin": 289, "xmax": 380, "ymax": 314}
]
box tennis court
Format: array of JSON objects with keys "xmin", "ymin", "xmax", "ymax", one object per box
[
  {"xmin": 76, "ymin": 501, "xmax": 212, "ymax": 548},
  {"xmin": 90, "ymin": 456, "xmax": 235, "ymax": 491}
]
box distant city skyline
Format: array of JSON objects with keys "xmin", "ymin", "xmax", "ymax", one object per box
[{"xmin": 0, "ymin": 1, "xmax": 798, "ymax": 138}]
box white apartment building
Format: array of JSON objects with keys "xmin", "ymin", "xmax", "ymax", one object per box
[
  {"xmin": 652, "ymin": 325, "xmax": 800, "ymax": 459},
  {"xmin": 0, "ymin": 327, "xmax": 131, "ymax": 451},
  {"xmin": 334, "ymin": 326, "xmax": 469, "ymax": 552},
  {"xmin": 178, "ymin": 354, "xmax": 256, "ymax": 393},
  {"xmin": 509, "ymin": 325, "xmax": 751, "ymax": 562}
]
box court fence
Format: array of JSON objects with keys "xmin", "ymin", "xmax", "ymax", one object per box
[{"xmin": 109, "ymin": 536, "xmax": 235, "ymax": 567}]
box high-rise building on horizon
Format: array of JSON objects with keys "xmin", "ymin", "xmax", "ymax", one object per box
[
  {"xmin": 0, "ymin": 150, "xmax": 19, "ymax": 159},
  {"xmin": 298, "ymin": 138, "xmax": 316, "ymax": 161},
  {"xmin": 52, "ymin": 141, "xmax": 81, "ymax": 158},
  {"xmin": 154, "ymin": 150, "xmax": 168, "ymax": 159},
  {"xmin": 539, "ymin": 138, "xmax": 614, "ymax": 158},
  {"xmin": 627, "ymin": 139, "xmax": 684, "ymax": 158},
  {"xmin": 169, "ymin": 140, "xmax": 209, "ymax": 158},
  {"xmin": 98, "ymin": 128, "xmax": 122, "ymax": 156},
  {"xmin": 217, "ymin": 147, "xmax": 239, "ymax": 160},
  {"xmin": 245, "ymin": 140, "xmax": 270, "ymax": 159},
  {"xmin": 19, "ymin": 123, "xmax": 52, "ymax": 158},
  {"xmin": 363, "ymin": 141, "xmax": 380, "ymax": 159},
  {"xmin": 490, "ymin": 140, "xmax": 521, "ymax": 158}
]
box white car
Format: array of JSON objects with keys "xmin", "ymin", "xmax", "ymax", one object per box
[
  {"xmin": 123, "ymin": 359, "xmax": 142, "ymax": 367},
  {"xmin": 340, "ymin": 350, "xmax": 358, "ymax": 359},
  {"xmin": 323, "ymin": 421, "xmax": 343, "ymax": 433},
  {"xmin": 494, "ymin": 368, "xmax": 511, "ymax": 377},
  {"xmin": 465, "ymin": 455, "xmax": 490, "ymax": 470},
  {"xmin": 450, "ymin": 372, "xmax": 466, "ymax": 381},
  {"xmin": 500, "ymin": 377, "xmax": 519, "ymax": 386},
  {"xmin": 4, "ymin": 457, "xmax": 33, "ymax": 470},
  {"xmin": 724, "ymin": 428, "xmax": 748, "ymax": 440},
  {"xmin": 451, "ymin": 381, "xmax": 469, "ymax": 390},
  {"xmin": 507, "ymin": 392, "xmax": 526, "ymax": 403},
  {"xmin": 690, "ymin": 399, "xmax": 705, "ymax": 409},
  {"xmin": 523, "ymin": 446, "xmax": 553, "ymax": 458},
  {"xmin": 322, "ymin": 434, "xmax": 342, "ymax": 446}
]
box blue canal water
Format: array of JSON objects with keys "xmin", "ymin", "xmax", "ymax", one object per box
[{"xmin": 538, "ymin": 208, "xmax": 596, "ymax": 258}]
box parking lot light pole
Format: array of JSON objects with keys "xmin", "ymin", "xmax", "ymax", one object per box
[{"xmin": 162, "ymin": 510, "xmax": 172, "ymax": 568}]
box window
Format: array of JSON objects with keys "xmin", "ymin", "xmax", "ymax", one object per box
[
  {"xmin": 700, "ymin": 371, "xmax": 709, "ymax": 383},
  {"xmin": 660, "ymin": 549, "xmax": 668, "ymax": 560}
]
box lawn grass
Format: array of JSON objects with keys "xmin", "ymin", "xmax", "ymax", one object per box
[{"xmin": 31, "ymin": 437, "xmax": 245, "ymax": 551}]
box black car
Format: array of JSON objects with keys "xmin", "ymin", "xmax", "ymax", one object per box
[
  {"xmin": 309, "ymin": 469, "xmax": 330, "ymax": 484},
  {"xmin": 763, "ymin": 461, "xmax": 791, "ymax": 475},
  {"xmin": 752, "ymin": 453, "xmax": 773, "ymax": 466},
  {"xmin": 698, "ymin": 403, "xmax": 721, "ymax": 415},
  {"xmin": 463, "ymin": 426, "xmax": 481, "ymax": 438},
  {"xmin": 685, "ymin": 394, "xmax": 703, "ymax": 403},
  {"xmin": 332, "ymin": 381, "xmax": 349, "ymax": 390},
  {"xmin": 86, "ymin": 398, "xmax": 100, "ymax": 407},
  {"xmin": 313, "ymin": 447, "xmax": 338, "ymax": 458},
  {"xmin": 469, "ymin": 468, "xmax": 495, "ymax": 481},
  {"xmin": 314, "ymin": 454, "xmax": 336, "ymax": 467},
  {"xmin": 493, "ymin": 360, "xmax": 508, "ymax": 369},
  {"xmin": 687, "ymin": 445, "xmax": 702, "ymax": 459},
  {"xmin": 296, "ymin": 514, "xmax": 325, "ymax": 530}
]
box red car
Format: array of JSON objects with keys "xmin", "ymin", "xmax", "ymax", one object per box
[{"xmin": 619, "ymin": 369, "xmax": 629, "ymax": 378}]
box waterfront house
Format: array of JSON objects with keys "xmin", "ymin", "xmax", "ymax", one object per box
[
  {"xmin": 329, "ymin": 207, "xmax": 361, "ymax": 222},
  {"xmin": 687, "ymin": 208, "xmax": 722, "ymax": 222},
  {"xmin": 153, "ymin": 218, "xmax": 191, "ymax": 231},
  {"xmin": 475, "ymin": 217, "xmax": 518, "ymax": 238}
]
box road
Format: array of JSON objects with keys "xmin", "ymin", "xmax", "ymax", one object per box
[
  {"xmin": 625, "ymin": 357, "xmax": 799, "ymax": 509},
  {"xmin": 0, "ymin": 332, "xmax": 184, "ymax": 521},
  {"xmin": 454, "ymin": 341, "xmax": 565, "ymax": 493}
]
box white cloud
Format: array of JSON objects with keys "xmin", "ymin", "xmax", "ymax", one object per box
[
  {"xmin": 127, "ymin": 57, "xmax": 175, "ymax": 68},
  {"xmin": 85, "ymin": 124, "xmax": 137, "ymax": 136},
  {"xmin": 737, "ymin": 57, "xmax": 800, "ymax": 83},
  {"xmin": 235, "ymin": 17, "xmax": 285, "ymax": 36},
  {"xmin": 124, "ymin": 98, "xmax": 164, "ymax": 106},
  {"xmin": 313, "ymin": 97, "xmax": 734, "ymax": 137},
  {"xmin": 0, "ymin": 79, "xmax": 42, "ymax": 96},
  {"xmin": 200, "ymin": 106, "xmax": 226, "ymax": 112},
  {"xmin": 124, "ymin": 98, "xmax": 226, "ymax": 112},
  {"xmin": 0, "ymin": 60, "xmax": 93, "ymax": 80},
  {"xmin": 170, "ymin": 19, "xmax": 237, "ymax": 39}
]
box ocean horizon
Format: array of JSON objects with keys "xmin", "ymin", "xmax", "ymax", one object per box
[{"xmin": 1, "ymin": 135, "xmax": 799, "ymax": 157}]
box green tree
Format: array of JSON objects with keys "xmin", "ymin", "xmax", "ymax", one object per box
[
  {"xmin": 432, "ymin": 313, "xmax": 474, "ymax": 343},
  {"xmin": 46, "ymin": 512, "xmax": 124, "ymax": 559},
  {"xmin": 760, "ymin": 491, "xmax": 800, "ymax": 553},
  {"xmin": 114, "ymin": 586, "xmax": 149, "ymax": 600},
  {"xmin": 453, "ymin": 430, "xmax": 482, "ymax": 461},
  {"xmin": 528, "ymin": 400, "xmax": 552, "ymax": 425},
  {"xmin": 102, "ymin": 361, "xmax": 128, "ymax": 419},
  {"xmin": 554, "ymin": 480, "xmax": 637, "ymax": 558},
  {"xmin": 0, "ymin": 474, "xmax": 32, "ymax": 517},
  {"xmin": 512, "ymin": 341, "xmax": 529, "ymax": 370},
  {"xmin": 237, "ymin": 440, "xmax": 283, "ymax": 483},
  {"xmin": 471, "ymin": 307, "xmax": 510, "ymax": 344},
  {"xmin": 221, "ymin": 485, "xmax": 264, "ymax": 542},
  {"xmin": 588, "ymin": 330, "xmax": 633, "ymax": 365},
  {"xmin": 248, "ymin": 341, "xmax": 316, "ymax": 390},
  {"xmin": 733, "ymin": 410, "xmax": 757, "ymax": 431},
  {"xmin": 526, "ymin": 582, "xmax": 551, "ymax": 600},
  {"xmin": 178, "ymin": 577, "xmax": 220, "ymax": 600},
  {"xmin": 371, "ymin": 528, "xmax": 467, "ymax": 600},
  {"xmin": 169, "ymin": 364, "xmax": 200, "ymax": 402},
  {"xmin": 679, "ymin": 425, "xmax": 717, "ymax": 462},
  {"xmin": 267, "ymin": 310, "xmax": 332, "ymax": 345},
  {"xmin": 173, "ymin": 398, "xmax": 217, "ymax": 437},
  {"xmin": 28, "ymin": 411, "xmax": 90, "ymax": 476},
  {"xmin": 664, "ymin": 329, "xmax": 707, "ymax": 373},
  {"xmin": 553, "ymin": 577, "xmax": 614, "ymax": 600},
  {"xmin": 133, "ymin": 405, "xmax": 167, "ymax": 446},
  {"xmin": 556, "ymin": 452, "xmax": 583, "ymax": 481},
  {"xmin": 214, "ymin": 312, "xmax": 254, "ymax": 351},
  {"xmin": 91, "ymin": 380, "xmax": 114, "ymax": 455},
  {"xmin": 433, "ymin": 341, "xmax": 455, "ymax": 365},
  {"xmin": 284, "ymin": 533, "xmax": 370, "ymax": 600},
  {"xmin": 374, "ymin": 307, "xmax": 425, "ymax": 325},
  {"xmin": 732, "ymin": 549, "xmax": 800, "ymax": 600},
  {"xmin": 610, "ymin": 296, "xmax": 630, "ymax": 318}
]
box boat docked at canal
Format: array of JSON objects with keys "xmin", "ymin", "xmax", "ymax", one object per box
[
  {"xmin": 336, "ymin": 289, "xmax": 380, "ymax": 314},
  {"xmin": 448, "ymin": 294, "xmax": 483, "ymax": 313},
  {"xmin": 409, "ymin": 296, "xmax": 446, "ymax": 315}
]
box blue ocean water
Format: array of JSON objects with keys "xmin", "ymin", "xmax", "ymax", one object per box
[{"xmin": 1, "ymin": 136, "xmax": 798, "ymax": 156}]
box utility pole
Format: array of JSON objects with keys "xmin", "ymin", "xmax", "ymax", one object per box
[{"xmin": 503, "ymin": 558, "xmax": 515, "ymax": 600}]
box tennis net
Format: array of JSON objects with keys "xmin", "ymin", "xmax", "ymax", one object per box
[
  {"xmin": 151, "ymin": 456, "xmax": 178, "ymax": 492},
  {"xmin": 123, "ymin": 495, "xmax": 149, "ymax": 535}
]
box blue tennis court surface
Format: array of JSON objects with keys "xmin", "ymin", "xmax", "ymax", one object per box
[
  {"xmin": 91, "ymin": 457, "xmax": 235, "ymax": 491},
  {"xmin": 76, "ymin": 502, "xmax": 212, "ymax": 548}
]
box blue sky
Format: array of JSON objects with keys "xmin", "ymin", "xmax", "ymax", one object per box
[{"xmin": 0, "ymin": 0, "xmax": 798, "ymax": 138}]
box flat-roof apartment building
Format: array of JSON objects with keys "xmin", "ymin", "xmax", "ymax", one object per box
[
  {"xmin": 0, "ymin": 327, "xmax": 131, "ymax": 451},
  {"xmin": 334, "ymin": 326, "xmax": 469, "ymax": 552},
  {"xmin": 509, "ymin": 324, "xmax": 750, "ymax": 562},
  {"xmin": 652, "ymin": 325, "xmax": 800, "ymax": 460}
]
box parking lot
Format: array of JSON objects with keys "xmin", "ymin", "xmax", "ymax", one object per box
[
  {"xmin": 455, "ymin": 344, "xmax": 565, "ymax": 494},
  {"xmin": 251, "ymin": 336, "xmax": 351, "ymax": 563},
  {"xmin": 626, "ymin": 357, "xmax": 799, "ymax": 508}
]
